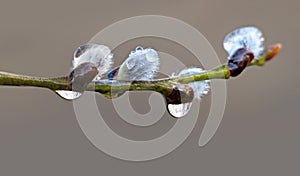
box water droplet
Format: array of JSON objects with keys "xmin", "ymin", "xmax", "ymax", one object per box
[
  {"xmin": 223, "ymin": 26, "xmax": 264, "ymax": 59},
  {"xmin": 164, "ymin": 84, "xmax": 194, "ymax": 118},
  {"xmin": 135, "ymin": 46, "xmax": 143, "ymax": 51},
  {"xmin": 55, "ymin": 90, "xmax": 82, "ymax": 100},
  {"xmin": 167, "ymin": 103, "xmax": 193, "ymax": 118},
  {"xmin": 73, "ymin": 43, "xmax": 113, "ymax": 80}
]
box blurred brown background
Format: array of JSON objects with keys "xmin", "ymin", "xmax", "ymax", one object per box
[{"xmin": 0, "ymin": 0, "xmax": 299, "ymax": 175}]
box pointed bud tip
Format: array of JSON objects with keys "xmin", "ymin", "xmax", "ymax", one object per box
[{"xmin": 266, "ymin": 43, "xmax": 282, "ymax": 61}]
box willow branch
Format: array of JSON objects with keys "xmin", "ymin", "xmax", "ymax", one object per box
[{"xmin": 0, "ymin": 43, "xmax": 281, "ymax": 100}]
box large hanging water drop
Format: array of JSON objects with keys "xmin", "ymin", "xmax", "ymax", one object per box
[
  {"xmin": 55, "ymin": 91, "xmax": 82, "ymax": 100},
  {"xmin": 165, "ymin": 84, "xmax": 195, "ymax": 118},
  {"xmin": 167, "ymin": 103, "xmax": 193, "ymax": 118}
]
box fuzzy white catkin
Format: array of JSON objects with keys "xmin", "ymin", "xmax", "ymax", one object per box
[
  {"xmin": 223, "ymin": 26, "xmax": 264, "ymax": 59},
  {"xmin": 73, "ymin": 43, "xmax": 114, "ymax": 80},
  {"xmin": 116, "ymin": 47, "xmax": 160, "ymax": 80},
  {"xmin": 56, "ymin": 44, "xmax": 114, "ymax": 100},
  {"xmin": 173, "ymin": 67, "xmax": 210, "ymax": 100}
]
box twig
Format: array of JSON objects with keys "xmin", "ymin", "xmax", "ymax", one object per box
[{"xmin": 0, "ymin": 43, "xmax": 281, "ymax": 102}]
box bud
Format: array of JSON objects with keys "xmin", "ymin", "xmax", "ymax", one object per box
[
  {"xmin": 227, "ymin": 48, "xmax": 254, "ymax": 77},
  {"xmin": 68, "ymin": 62, "xmax": 99, "ymax": 92}
]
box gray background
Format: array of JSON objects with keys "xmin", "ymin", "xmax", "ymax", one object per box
[{"xmin": 0, "ymin": 0, "xmax": 298, "ymax": 175}]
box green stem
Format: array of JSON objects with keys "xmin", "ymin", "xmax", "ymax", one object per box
[
  {"xmin": 0, "ymin": 43, "xmax": 281, "ymax": 99},
  {"xmin": 88, "ymin": 64, "xmax": 230, "ymax": 98},
  {"xmin": 0, "ymin": 72, "xmax": 68, "ymax": 90},
  {"xmin": 0, "ymin": 65, "xmax": 230, "ymax": 99}
]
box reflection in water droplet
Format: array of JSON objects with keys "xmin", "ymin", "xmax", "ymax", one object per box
[
  {"xmin": 167, "ymin": 102, "xmax": 193, "ymax": 118},
  {"xmin": 55, "ymin": 90, "xmax": 82, "ymax": 100}
]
